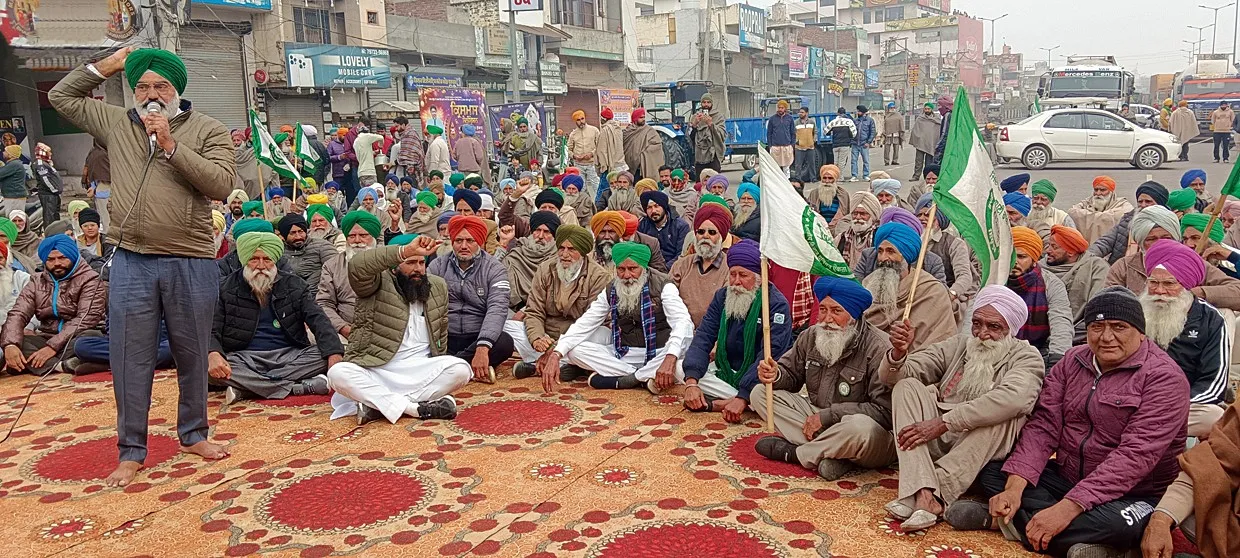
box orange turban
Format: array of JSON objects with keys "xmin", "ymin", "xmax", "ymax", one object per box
[
  {"xmin": 1049, "ymin": 225, "xmax": 1088, "ymax": 255},
  {"xmin": 1178, "ymin": 100, "xmax": 1189, "ymax": 107},
  {"xmin": 336, "ymin": 127, "xmax": 349, "ymax": 137},
  {"xmin": 447, "ymin": 215, "xmax": 489, "ymax": 245},
  {"xmin": 590, "ymin": 210, "xmax": 626, "ymax": 237},
  {"xmin": 279, "ymin": 124, "xmax": 294, "ymax": 134},
  {"xmin": 618, "ymin": 211, "xmax": 639, "ymax": 237},
  {"xmin": 572, "ymin": 110, "xmax": 586, "ymax": 120},
  {"xmin": 820, "ymin": 164, "xmax": 841, "ymax": 180},
  {"xmin": 1011, "ymin": 226, "xmax": 1043, "ymax": 260},
  {"xmin": 1092, "ymin": 176, "xmax": 1117, "ymax": 192}
]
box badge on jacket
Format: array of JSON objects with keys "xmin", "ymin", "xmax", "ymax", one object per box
[{"xmin": 838, "ymin": 381, "xmax": 850, "ymax": 396}]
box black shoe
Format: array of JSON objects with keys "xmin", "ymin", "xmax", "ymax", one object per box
[
  {"xmin": 417, "ymin": 395, "xmax": 458, "ymax": 420},
  {"xmin": 296, "ymin": 375, "xmax": 330, "ymax": 396},
  {"xmin": 816, "ymin": 458, "xmax": 856, "ymax": 481},
  {"xmin": 357, "ymin": 402, "xmax": 386, "ymax": 426},
  {"xmin": 944, "ymin": 499, "xmax": 992, "ymax": 531},
  {"xmin": 559, "ymin": 364, "xmax": 588, "ymax": 382},
  {"xmin": 587, "ymin": 373, "xmax": 641, "ymax": 390},
  {"xmin": 513, "ymin": 361, "xmax": 537, "ymax": 379},
  {"xmin": 753, "ymin": 436, "xmax": 800, "ymax": 464}
]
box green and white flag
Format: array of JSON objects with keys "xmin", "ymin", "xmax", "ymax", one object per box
[
  {"xmin": 249, "ymin": 109, "xmax": 303, "ymax": 184},
  {"xmin": 757, "ymin": 143, "xmax": 854, "ymax": 280},
  {"xmin": 292, "ymin": 122, "xmax": 322, "ymax": 177},
  {"xmin": 1033, "ymin": 97, "xmax": 1042, "ymax": 114},
  {"xmin": 932, "ymin": 87, "xmax": 1012, "ymax": 285}
]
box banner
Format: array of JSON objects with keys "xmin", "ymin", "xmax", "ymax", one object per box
[
  {"xmin": 808, "ymin": 47, "xmax": 823, "ymax": 79},
  {"xmin": 0, "ymin": 116, "xmax": 30, "ymax": 160},
  {"xmin": 865, "ymin": 69, "xmax": 880, "ymax": 89},
  {"xmin": 418, "ymin": 88, "xmax": 488, "ymax": 155},
  {"xmin": 598, "ymin": 89, "xmax": 639, "ymax": 124},
  {"xmin": 788, "ymin": 45, "xmax": 808, "ymax": 79},
  {"xmin": 757, "ymin": 144, "xmax": 853, "ymax": 279},
  {"xmin": 488, "ymin": 102, "xmax": 547, "ymax": 156},
  {"xmin": 285, "ymin": 43, "xmax": 391, "ymax": 88}
]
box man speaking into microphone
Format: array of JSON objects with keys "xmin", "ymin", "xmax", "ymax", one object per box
[{"xmin": 50, "ymin": 47, "xmax": 235, "ymax": 487}]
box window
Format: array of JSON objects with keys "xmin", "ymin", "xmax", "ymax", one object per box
[
  {"xmin": 366, "ymin": 11, "xmax": 378, "ymax": 24},
  {"xmin": 885, "ymin": 6, "xmax": 904, "ymax": 20},
  {"xmin": 873, "ymin": 9, "xmax": 884, "ymax": 23},
  {"xmin": 863, "ymin": 10, "xmax": 871, "ymax": 24},
  {"xmin": 294, "ymin": 7, "xmax": 331, "ymax": 44},
  {"xmin": 333, "ymin": 12, "xmax": 346, "ymax": 43},
  {"xmin": 551, "ymin": 0, "xmax": 596, "ymax": 29},
  {"xmin": 1044, "ymin": 113, "xmax": 1083, "ymax": 129},
  {"xmin": 873, "ymin": 34, "xmax": 880, "ymax": 44},
  {"xmin": 1086, "ymin": 113, "xmax": 1127, "ymax": 131}
]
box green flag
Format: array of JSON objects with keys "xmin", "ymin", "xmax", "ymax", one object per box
[
  {"xmin": 1033, "ymin": 97, "xmax": 1042, "ymax": 114},
  {"xmin": 931, "ymin": 87, "xmax": 1013, "ymax": 285},
  {"xmin": 249, "ymin": 109, "xmax": 303, "ymax": 184},
  {"xmin": 1220, "ymin": 157, "xmax": 1240, "ymax": 199},
  {"xmin": 293, "ymin": 123, "xmax": 322, "ymax": 177}
]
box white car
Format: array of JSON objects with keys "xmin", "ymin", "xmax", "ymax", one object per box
[{"xmin": 997, "ymin": 108, "xmax": 1181, "ymax": 170}]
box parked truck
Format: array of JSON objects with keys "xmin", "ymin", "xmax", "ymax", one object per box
[
  {"xmin": 1173, "ymin": 54, "xmax": 1240, "ymax": 139},
  {"xmin": 1038, "ymin": 55, "xmax": 1137, "ymax": 112}
]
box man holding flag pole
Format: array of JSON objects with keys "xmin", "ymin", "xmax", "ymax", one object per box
[{"xmin": 249, "ymin": 109, "xmax": 309, "ymax": 205}]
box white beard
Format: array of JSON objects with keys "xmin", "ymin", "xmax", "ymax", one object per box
[
  {"xmin": 557, "ymin": 258, "xmax": 584, "ymax": 284},
  {"xmin": 1028, "ymin": 205, "xmax": 1053, "ymax": 223},
  {"xmin": 863, "ymin": 265, "xmax": 903, "ymax": 307},
  {"xmin": 213, "ymin": 232, "xmax": 225, "ymax": 254},
  {"xmin": 954, "ymin": 336, "xmax": 1021, "ymax": 401},
  {"xmin": 724, "ymin": 285, "xmax": 757, "ymax": 321},
  {"xmin": 413, "ymin": 210, "xmax": 433, "ymax": 223},
  {"xmin": 345, "ymin": 240, "xmax": 375, "ymax": 263},
  {"xmin": 735, "ymin": 205, "xmax": 756, "ymax": 225},
  {"xmin": 134, "ymin": 93, "xmax": 181, "ymax": 119},
  {"xmin": 1091, "ymin": 194, "xmax": 1113, "ymax": 212},
  {"xmin": 242, "ymin": 266, "xmax": 277, "ymax": 306},
  {"xmin": 696, "ymin": 237, "xmax": 723, "ymax": 260},
  {"xmin": 812, "ymin": 321, "xmax": 857, "ymax": 367},
  {"xmin": 850, "ymin": 219, "xmax": 874, "ymax": 234},
  {"xmin": 1140, "ymin": 290, "xmax": 1194, "ymax": 349},
  {"xmin": 613, "ymin": 270, "xmax": 648, "ymax": 315}
]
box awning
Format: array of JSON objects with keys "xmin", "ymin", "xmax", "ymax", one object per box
[
  {"xmin": 518, "ymin": 25, "xmax": 572, "ymax": 40},
  {"xmin": 366, "ymin": 100, "xmax": 420, "ymax": 113}
]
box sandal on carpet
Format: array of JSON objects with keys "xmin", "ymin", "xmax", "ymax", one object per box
[
  {"xmin": 883, "ymin": 499, "xmax": 914, "ymax": 520},
  {"xmin": 898, "ymin": 509, "xmax": 940, "ymax": 532}
]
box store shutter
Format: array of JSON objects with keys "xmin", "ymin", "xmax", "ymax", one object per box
[
  {"xmin": 178, "ymin": 26, "xmax": 248, "ymax": 130},
  {"xmin": 367, "ymin": 67, "xmax": 402, "ymax": 108},
  {"xmin": 265, "ymin": 94, "xmax": 324, "ymax": 135}
]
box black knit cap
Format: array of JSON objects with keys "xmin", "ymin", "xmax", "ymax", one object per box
[{"xmin": 1081, "ymin": 286, "xmax": 1146, "ymax": 334}]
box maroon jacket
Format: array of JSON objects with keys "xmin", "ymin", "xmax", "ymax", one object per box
[
  {"xmin": 1002, "ymin": 339, "xmax": 1188, "ymax": 511},
  {"xmin": 2, "ymin": 263, "xmax": 107, "ymax": 352}
]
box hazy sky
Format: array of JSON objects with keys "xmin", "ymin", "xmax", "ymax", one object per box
[{"xmin": 741, "ymin": 0, "xmax": 1237, "ymax": 75}]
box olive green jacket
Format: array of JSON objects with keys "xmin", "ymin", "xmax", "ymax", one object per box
[{"xmin": 345, "ymin": 246, "xmax": 448, "ymax": 367}]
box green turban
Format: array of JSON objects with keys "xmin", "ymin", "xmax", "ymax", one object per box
[
  {"xmin": 611, "ymin": 241, "xmax": 652, "ymax": 268},
  {"xmin": 67, "ymin": 200, "xmax": 90, "ymax": 216},
  {"xmin": 415, "ymin": 190, "xmax": 439, "ymax": 208},
  {"xmin": 340, "ymin": 210, "xmax": 381, "ymax": 239},
  {"xmin": 273, "ymin": 132, "xmax": 290, "ymax": 145},
  {"xmin": 388, "ymin": 233, "xmax": 419, "ymax": 246},
  {"xmin": 306, "ymin": 204, "xmax": 335, "ymax": 227},
  {"xmin": 230, "ymin": 217, "xmax": 273, "ymax": 240},
  {"xmin": 449, "ymin": 172, "xmax": 465, "ymax": 187},
  {"xmin": 0, "ymin": 218, "xmax": 17, "ymax": 243},
  {"xmin": 516, "ymin": 117, "xmax": 529, "ymax": 126},
  {"xmin": 1031, "ymin": 179, "xmax": 1057, "ymax": 202},
  {"xmin": 670, "ymin": 169, "xmax": 686, "ymax": 180},
  {"xmin": 236, "ymin": 232, "xmax": 284, "ymax": 263},
  {"xmin": 429, "ymin": 170, "xmax": 444, "ymax": 180},
  {"xmin": 124, "ymin": 48, "xmax": 188, "ymax": 94},
  {"xmin": 555, "ymin": 224, "xmax": 593, "ymax": 257},
  {"xmin": 463, "ymin": 174, "xmax": 484, "ymax": 189},
  {"xmin": 700, "ymin": 193, "xmax": 728, "ymax": 208},
  {"xmin": 1168, "ymin": 188, "xmax": 1198, "ymax": 212},
  {"xmin": 242, "ymin": 200, "xmax": 264, "ymax": 216},
  {"xmin": 1182, "ymin": 213, "xmax": 1225, "ymax": 243},
  {"xmin": 426, "ymin": 124, "xmax": 443, "ymax": 135}
]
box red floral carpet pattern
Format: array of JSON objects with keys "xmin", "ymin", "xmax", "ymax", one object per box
[{"xmin": 0, "ymin": 370, "xmax": 1071, "ymax": 557}]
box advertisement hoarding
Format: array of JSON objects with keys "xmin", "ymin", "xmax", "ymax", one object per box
[
  {"xmin": 788, "ymin": 45, "xmax": 808, "ymax": 79},
  {"xmin": 598, "ymin": 89, "xmax": 639, "ymax": 124},
  {"xmin": 285, "ymin": 43, "xmax": 391, "ymax": 88},
  {"xmin": 488, "ymin": 102, "xmax": 548, "ymax": 155},
  {"xmin": 955, "ymin": 16, "xmax": 984, "ymax": 88},
  {"xmin": 418, "ymin": 88, "xmax": 488, "ymax": 154}
]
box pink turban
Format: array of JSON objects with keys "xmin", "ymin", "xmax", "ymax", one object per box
[
  {"xmin": 972, "ymin": 285, "xmax": 1028, "ymax": 332},
  {"xmin": 1224, "ymin": 200, "xmax": 1240, "ymax": 220},
  {"xmin": 1144, "ymin": 238, "xmax": 1206, "ymax": 289}
]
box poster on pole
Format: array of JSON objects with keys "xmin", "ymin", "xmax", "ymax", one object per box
[
  {"xmin": 488, "ymin": 102, "xmax": 547, "ymax": 156},
  {"xmin": 418, "ymin": 87, "xmax": 488, "ymax": 155},
  {"xmin": 597, "ymin": 89, "xmax": 639, "ymax": 124},
  {"xmin": 788, "ymin": 45, "xmax": 808, "ymax": 79},
  {"xmin": 0, "ymin": 116, "xmax": 30, "ymax": 162}
]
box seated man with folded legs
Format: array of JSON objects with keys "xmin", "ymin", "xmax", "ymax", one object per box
[
  {"xmin": 751, "ymin": 276, "xmax": 897, "ymax": 480},
  {"xmin": 679, "ymin": 239, "xmax": 792, "ymax": 422},
  {"xmin": 316, "ymin": 211, "xmax": 381, "ymax": 341},
  {"xmin": 863, "ymin": 222, "xmax": 958, "ymax": 351},
  {"xmin": 541, "ymin": 242, "xmax": 693, "ymax": 391},
  {"xmin": 208, "ymin": 232, "xmax": 344, "ymax": 403},
  {"xmin": 882, "ymin": 285, "xmax": 1046, "ymax": 532},
  {"xmin": 971, "ymin": 287, "xmax": 1188, "ymax": 558},
  {"xmin": 509, "ymin": 225, "xmax": 610, "ymax": 384},
  {"xmin": 328, "ymin": 235, "xmax": 469, "ymax": 425}
]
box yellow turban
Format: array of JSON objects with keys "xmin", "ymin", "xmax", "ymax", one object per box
[
  {"xmin": 590, "ymin": 210, "xmax": 626, "ymax": 237},
  {"xmin": 211, "ymin": 210, "xmax": 226, "ymax": 233},
  {"xmin": 306, "ymin": 193, "xmax": 329, "ymax": 205},
  {"xmin": 572, "ymin": 110, "xmax": 586, "ymax": 120},
  {"xmin": 635, "ymin": 178, "xmax": 659, "ymax": 195},
  {"xmin": 1011, "ymin": 226, "xmax": 1043, "ymax": 260}
]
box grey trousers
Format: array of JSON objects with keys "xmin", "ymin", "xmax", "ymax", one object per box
[
  {"xmin": 212, "ymin": 346, "xmax": 327, "ymax": 399},
  {"xmin": 832, "ymin": 146, "xmax": 851, "ymax": 172},
  {"xmin": 110, "ymin": 249, "xmax": 219, "ymax": 463},
  {"xmin": 751, "ymin": 384, "xmax": 896, "ymax": 469}
]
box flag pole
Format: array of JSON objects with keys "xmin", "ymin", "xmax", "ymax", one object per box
[
  {"xmin": 760, "ymin": 256, "xmax": 774, "ymax": 433},
  {"xmin": 901, "ymin": 202, "xmax": 938, "ymax": 321},
  {"xmin": 1198, "ymin": 194, "xmax": 1229, "ymax": 256}
]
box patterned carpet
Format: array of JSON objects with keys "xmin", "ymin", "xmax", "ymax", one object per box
[{"xmin": 0, "ymin": 367, "xmax": 1055, "ymax": 557}]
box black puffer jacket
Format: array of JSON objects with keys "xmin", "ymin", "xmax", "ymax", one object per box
[
  {"xmin": 217, "ymin": 248, "xmax": 292, "ymax": 278},
  {"xmin": 1087, "ymin": 210, "xmax": 1135, "ymax": 265},
  {"xmin": 210, "ymin": 268, "xmax": 344, "ymax": 357}
]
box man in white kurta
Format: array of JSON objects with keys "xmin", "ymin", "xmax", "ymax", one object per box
[{"xmin": 326, "ymin": 238, "xmax": 470, "ymax": 424}]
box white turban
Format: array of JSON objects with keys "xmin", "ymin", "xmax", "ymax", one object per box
[
  {"xmin": 872, "ymin": 179, "xmax": 902, "ymax": 197},
  {"xmin": 972, "ymin": 284, "xmax": 1028, "ymax": 332},
  {"xmin": 1129, "ymin": 206, "xmax": 1181, "ymax": 245},
  {"xmin": 300, "ymin": 124, "xmax": 318, "ymax": 138}
]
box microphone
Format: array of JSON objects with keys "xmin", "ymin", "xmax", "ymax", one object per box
[{"xmin": 145, "ymin": 100, "xmax": 163, "ymax": 154}]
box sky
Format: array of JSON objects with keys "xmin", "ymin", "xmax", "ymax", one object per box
[{"xmin": 740, "ymin": 0, "xmax": 1238, "ymax": 76}]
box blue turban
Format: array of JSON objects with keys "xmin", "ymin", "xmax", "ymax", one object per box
[
  {"xmin": 1000, "ymin": 173, "xmax": 1030, "ymax": 194},
  {"xmin": 737, "ymin": 183, "xmax": 761, "ymax": 204},
  {"xmin": 385, "ymin": 172, "xmax": 399, "ymax": 186},
  {"xmin": 561, "ymin": 174, "xmax": 585, "ymax": 191},
  {"xmin": 741, "ymin": 169, "xmax": 758, "ymax": 184},
  {"xmin": 915, "ymin": 193, "xmax": 949, "ymax": 230},
  {"xmin": 1003, "ymin": 192, "xmax": 1031, "ymax": 217},
  {"xmin": 323, "ymin": 180, "xmax": 340, "ymax": 192},
  {"xmin": 267, "ymin": 186, "xmax": 285, "ymax": 199},
  {"xmin": 358, "ymin": 186, "xmax": 379, "ymax": 202},
  {"xmin": 813, "ymin": 276, "xmax": 873, "ymax": 319},
  {"xmin": 873, "ymin": 222, "xmax": 921, "ymax": 264},
  {"xmin": 437, "ymin": 210, "xmax": 459, "ymax": 228},
  {"xmin": 453, "ymin": 189, "xmax": 482, "ymax": 212},
  {"xmin": 37, "ymin": 234, "xmax": 80, "ymax": 269},
  {"xmin": 462, "ymin": 124, "xmax": 476, "ymax": 136},
  {"xmin": 399, "ymin": 176, "xmax": 417, "ymax": 189},
  {"xmin": 1181, "ymin": 169, "xmax": 1207, "ymax": 189},
  {"xmin": 499, "ymin": 178, "xmax": 516, "ymax": 191}
]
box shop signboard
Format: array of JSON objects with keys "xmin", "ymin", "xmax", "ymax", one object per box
[
  {"xmin": 285, "ymin": 43, "xmax": 391, "ymax": 88},
  {"xmin": 736, "ymin": 4, "xmax": 766, "ymax": 50},
  {"xmin": 788, "ymin": 45, "xmax": 808, "ymax": 79}
]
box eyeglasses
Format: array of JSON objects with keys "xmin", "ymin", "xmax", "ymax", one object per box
[
  {"xmin": 695, "ymin": 228, "xmax": 719, "ymax": 236},
  {"xmin": 134, "ymin": 82, "xmax": 174, "ymax": 95}
]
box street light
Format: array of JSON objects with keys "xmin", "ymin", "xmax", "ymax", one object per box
[
  {"xmin": 977, "ymin": 13, "xmax": 1008, "ymax": 57},
  {"xmin": 1200, "ymin": 3, "xmax": 1235, "ymax": 54},
  {"xmin": 1189, "ymin": 24, "xmax": 1215, "ymax": 60},
  {"xmin": 1037, "ymin": 45, "xmax": 1060, "ymax": 67}
]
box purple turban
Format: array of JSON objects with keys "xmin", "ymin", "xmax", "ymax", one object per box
[
  {"xmin": 879, "ymin": 206, "xmax": 923, "ymax": 235},
  {"xmin": 1144, "ymin": 238, "xmax": 1206, "ymax": 289},
  {"xmin": 727, "ymin": 239, "xmax": 762, "ymax": 275},
  {"xmin": 972, "ymin": 284, "xmax": 1028, "ymax": 332}
]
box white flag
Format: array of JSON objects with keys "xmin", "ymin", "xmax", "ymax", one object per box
[
  {"xmin": 293, "ymin": 123, "xmax": 322, "ymax": 177},
  {"xmin": 757, "ymin": 144, "xmax": 854, "ymax": 280},
  {"xmin": 249, "ymin": 109, "xmax": 303, "ymax": 183}
]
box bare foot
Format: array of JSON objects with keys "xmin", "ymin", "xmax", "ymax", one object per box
[
  {"xmin": 181, "ymin": 441, "xmax": 230, "ymax": 460},
  {"xmin": 913, "ymin": 488, "xmax": 944, "ymax": 515},
  {"xmin": 105, "ymin": 461, "xmax": 142, "ymax": 487}
]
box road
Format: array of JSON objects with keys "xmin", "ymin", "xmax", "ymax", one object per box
[{"xmin": 714, "ymin": 141, "xmax": 1233, "ymax": 212}]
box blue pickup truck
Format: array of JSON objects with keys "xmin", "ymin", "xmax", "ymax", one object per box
[{"xmin": 725, "ymin": 96, "xmax": 839, "ymax": 170}]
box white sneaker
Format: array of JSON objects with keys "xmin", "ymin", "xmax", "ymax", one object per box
[{"xmin": 848, "ymin": 176, "xmax": 858, "ymax": 182}]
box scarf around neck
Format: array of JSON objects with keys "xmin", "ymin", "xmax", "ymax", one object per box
[
  {"xmin": 1008, "ymin": 267, "xmax": 1050, "ymax": 350},
  {"xmin": 608, "ymin": 282, "xmax": 656, "ymax": 363},
  {"xmin": 714, "ymin": 293, "xmax": 761, "ymax": 389}
]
